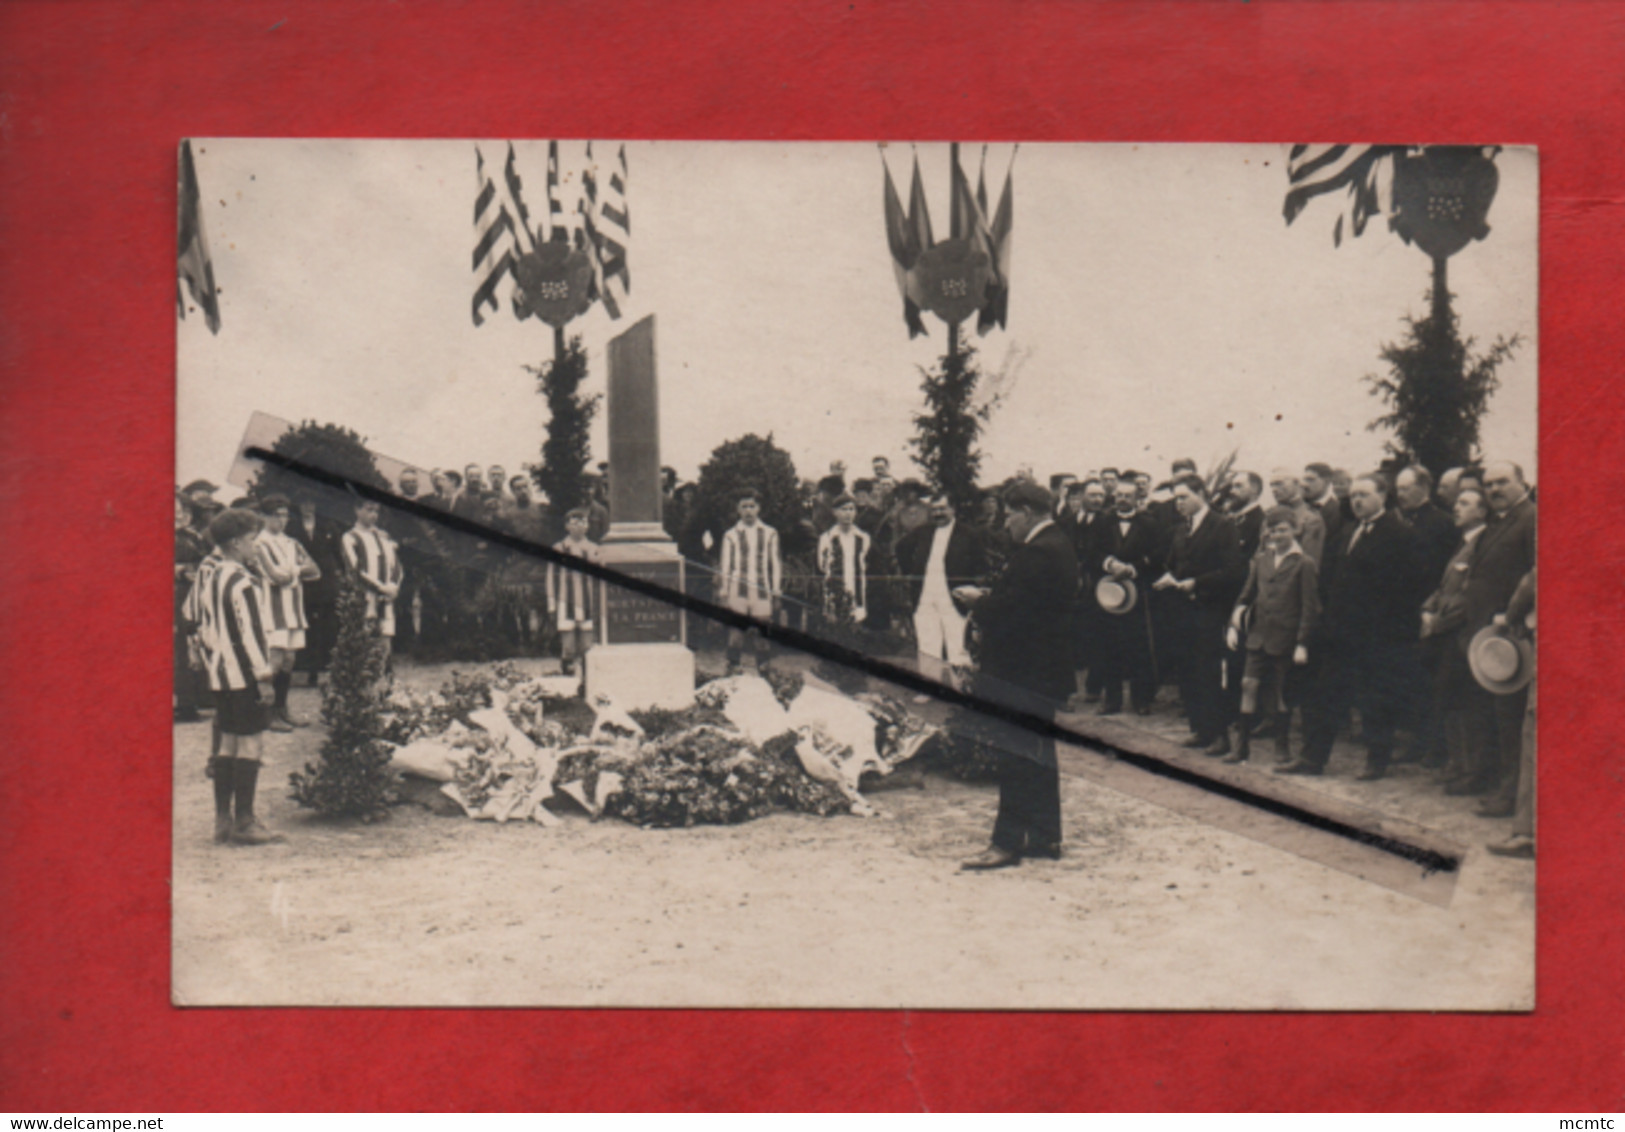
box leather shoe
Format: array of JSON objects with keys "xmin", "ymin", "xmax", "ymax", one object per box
[
  {"xmin": 1204, "ymin": 735, "xmax": 1231, "ymax": 758},
  {"xmin": 1220, "ymin": 749, "xmax": 1249, "ymax": 765},
  {"xmin": 231, "ymin": 819, "xmax": 286, "ymax": 846},
  {"xmin": 1098, "ymin": 703, "xmax": 1122, "ymax": 716},
  {"xmin": 1355, "ymin": 764, "xmax": 1387, "ymax": 782},
  {"xmin": 1024, "ymin": 841, "xmax": 1062, "ymax": 861},
  {"xmin": 1476, "ymin": 797, "xmax": 1515, "ymax": 818},
  {"xmin": 1275, "ymin": 760, "xmax": 1323, "ymax": 776},
  {"xmin": 960, "ymin": 846, "xmax": 1022, "ymax": 871},
  {"xmin": 1486, "ymin": 835, "xmax": 1535, "ymax": 859},
  {"xmin": 1182, "ymin": 734, "xmax": 1212, "ymax": 750},
  {"xmin": 268, "ymin": 715, "xmax": 294, "ymax": 733}
]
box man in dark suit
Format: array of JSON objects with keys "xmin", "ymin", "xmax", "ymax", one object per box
[
  {"xmin": 1095, "ymin": 490, "xmax": 1164, "ymax": 715},
  {"xmin": 1280, "ymin": 472, "xmax": 1430, "ymax": 780},
  {"xmin": 1462, "ymin": 462, "xmax": 1537, "ymax": 815},
  {"xmin": 1155, "ymin": 473, "xmax": 1246, "ymax": 755},
  {"xmin": 1420, "ymin": 487, "xmax": 1495, "ymax": 793},
  {"xmin": 1062, "ymin": 479, "xmax": 1111, "ymax": 702},
  {"xmin": 1226, "ymin": 470, "xmax": 1268, "ymax": 560},
  {"xmin": 286, "ymin": 493, "xmax": 346, "ymax": 683},
  {"xmin": 1393, "ymin": 463, "xmax": 1462, "ymax": 762},
  {"xmin": 895, "ymin": 494, "xmax": 989, "ymax": 688},
  {"xmin": 957, "ymin": 481, "xmax": 1079, "ymax": 870},
  {"xmin": 1303, "ymin": 462, "xmax": 1344, "ymax": 549},
  {"xmin": 1396, "ymin": 465, "xmax": 1461, "ymax": 592}
]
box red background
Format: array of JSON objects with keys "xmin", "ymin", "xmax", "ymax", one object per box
[{"xmin": 2, "ymin": 0, "xmax": 1621, "ymax": 1112}]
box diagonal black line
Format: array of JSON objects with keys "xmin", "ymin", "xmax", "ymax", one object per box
[{"xmin": 246, "ymin": 446, "xmax": 1461, "ymax": 875}]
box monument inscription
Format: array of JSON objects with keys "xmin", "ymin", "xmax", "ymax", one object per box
[{"xmin": 602, "ymin": 559, "xmax": 685, "ymax": 645}]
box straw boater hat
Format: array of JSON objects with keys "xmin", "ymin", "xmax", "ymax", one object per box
[
  {"xmin": 1095, "ymin": 576, "xmax": 1139, "ymax": 615},
  {"xmin": 1468, "ymin": 625, "xmax": 1534, "ymax": 695}
]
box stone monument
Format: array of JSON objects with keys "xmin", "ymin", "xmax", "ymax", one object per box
[{"xmin": 584, "ymin": 315, "xmax": 696, "ymax": 710}]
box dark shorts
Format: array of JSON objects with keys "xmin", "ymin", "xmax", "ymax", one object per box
[{"xmin": 216, "ymin": 685, "xmax": 269, "ymax": 736}]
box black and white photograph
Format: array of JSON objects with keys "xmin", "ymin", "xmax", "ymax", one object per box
[{"xmin": 174, "ymin": 139, "xmax": 1537, "ymax": 1009}]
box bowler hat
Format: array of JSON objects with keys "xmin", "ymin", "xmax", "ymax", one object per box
[
  {"xmin": 1468, "ymin": 625, "xmax": 1534, "ymax": 695},
  {"xmin": 1095, "ymin": 576, "xmax": 1139, "ymax": 616}
]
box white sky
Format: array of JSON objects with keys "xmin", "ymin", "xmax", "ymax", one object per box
[{"xmin": 178, "ymin": 140, "xmax": 1537, "ymax": 496}]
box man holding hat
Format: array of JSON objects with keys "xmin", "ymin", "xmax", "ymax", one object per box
[
  {"xmin": 955, "ymin": 481, "xmax": 1078, "ymax": 870},
  {"xmin": 1094, "ymin": 487, "xmax": 1164, "ymax": 716},
  {"xmin": 1462, "ymin": 462, "xmax": 1537, "ymax": 817}
]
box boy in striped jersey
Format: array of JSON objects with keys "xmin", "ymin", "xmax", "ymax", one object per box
[
  {"xmin": 254, "ymin": 495, "xmax": 322, "ymax": 730},
  {"xmin": 341, "ymin": 498, "xmax": 404, "ymax": 673},
  {"xmin": 817, "ymin": 494, "xmax": 871, "ymax": 625},
  {"xmin": 547, "ymin": 508, "xmax": 600, "ymax": 677},
  {"xmin": 718, "ymin": 488, "xmax": 781, "ymax": 673},
  {"xmin": 194, "ymin": 508, "xmax": 285, "ymax": 846}
]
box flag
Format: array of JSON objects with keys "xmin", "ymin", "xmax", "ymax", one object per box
[
  {"xmin": 949, "ymin": 147, "xmax": 1004, "ymax": 337},
  {"xmin": 978, "ymin": 159, "xmax": 1014, "ymax": 336},
  {"xmin": 975, "ymin": 145, "xmax": 989, "ymax": 218},
  {"xmin": 546, "ymin": 140, "xmax": 570, "ymax": 243},
  {"xmin": 472, "ymin": 142, "xmax": 534, "ymax": 327},
  {"xmin": 881, "ymin": 151, "xmax": 927, "ymax": 338},
  {"xmin": 592, "ymin": 144, "xmax": 631, "ymax": 319},
  {"xmin": 907, "ymin": 152, "xmax": 934, "ymax": 256},
  {"xmin": 1283, "ymin": 144, "xmax": 1401, "ymax": 246},
  {"xmin": 177, "ymin": 140, "xmax": 221, "ymax": 334}
]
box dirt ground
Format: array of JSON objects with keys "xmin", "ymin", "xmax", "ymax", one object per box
[{"xmin": 172, "ymin": 657, "xmax": 1533, "ymax": 1010}]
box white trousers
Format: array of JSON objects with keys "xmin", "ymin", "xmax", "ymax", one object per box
[{"xmin": 914, "ymin": 592, "xmax": 969, "ymax": 668}]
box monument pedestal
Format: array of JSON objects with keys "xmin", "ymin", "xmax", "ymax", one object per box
[
  {"xmin": 586, "ymin": 537, "xmax": 695, "ymax": 711},
  {"xmin": 583, "ymin": 315, "xmax": 696, "ymax": 711}
]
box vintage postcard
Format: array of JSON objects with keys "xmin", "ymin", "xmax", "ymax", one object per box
[{"xmin": 173, "ymin": 140, "xmax": 1536, "ymax": 1008}]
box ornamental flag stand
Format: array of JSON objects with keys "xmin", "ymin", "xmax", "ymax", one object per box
[
  {"xmin": 472, "ymin": 140, "xmax": 632, "ymax": 363},
  {"xmin": 880, "ymin": 142, "xmax": 1015, "ymax": 362}
]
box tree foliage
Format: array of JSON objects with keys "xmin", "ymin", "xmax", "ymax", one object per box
[
  {"xmin": 249, "ymin": 420, "xmax": 389, "ymax": 503},
  {"xmin": 1366, "ymin": 284, "xmax": 1520, "ymax": 478},
  {"xmin": 909, "ymin": 340, "xmax": 988, "ymax": 511},
  {"xmin": 528, "ymin": 334, "xmax": 600, "ymax": 518},
  {"xmin": 692, "ymin": 433, "xmax": 806, "ymax": 552},
  {"xmin": 289, "ymin": 574, "xmax": 396, "ymax": 818}
]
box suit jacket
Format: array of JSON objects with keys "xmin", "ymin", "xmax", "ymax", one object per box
[
  {"xmin": 1164, "ymin": 509, "xmax": 1246, "ymax": 612},
  {"xmin": 1069, "ymin": 511, "xmax": 1113, "ymax": 584},
  {"xmin": 974, "ymin": 522, "xmax": 1080, "ymax": 704},
  {"xmin": 1314, "ymin": 494, "xmax": 1344, "ymax": 549},
  {"xmin": 1460, "ymin": 496, "xmax": 1536, "ymax": 646},
  {"xmin": 1319, "ymin": 508, "xmax": 1429, "ymax": 648},
  {"xmin": 1231, "ymin": 503, "xmax": 1266, "ymax": 561},
  {"xmin": 1420, "ymin": 527, "xmax": 1482, "ymax": 644},
  {"xmin": 1096, "ymin": 510, "xmax": 1164, "ymax": 581},
  {"xmin": 286, "ymin": 510, "xmax": 345, "ymax": 606},
  {"xmin": 1402, "ymin": 502, "xmax": 1462, "ymax": 595},
  {"xmin": 896, "ymin": 521, "xmax": 989, "ymax": 615},
  {"xmin": 1290, "ymin": 500, "xmax": 1328, "ymax": 566},
  {"xmin": 1236, "ymin": 546, "xmax": 1321, "ymax": 655}
]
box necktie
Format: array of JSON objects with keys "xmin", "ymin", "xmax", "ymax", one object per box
[{"xmin": 1349, "ymin": 520, "xmax": 1372, "ymax": 551}]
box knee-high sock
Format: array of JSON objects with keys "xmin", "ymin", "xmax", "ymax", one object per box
[{"xmin": 233, "ymin": 759, "xmax": 261, "ymax": 822}]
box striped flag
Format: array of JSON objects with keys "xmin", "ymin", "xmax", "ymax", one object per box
[
  {"xmin": 591, "ymin": 144, "xmax": 631, "ymax": 319},
  {"xmin": 546, "ymin": 140, "xmax": 570, "ymax": 243},
  {"xmin": 472, "ymin": 142, "xmax": 535, "ymax": 327},
  {"xmin": 177, "ymin": 140, "xmax": 221, "ymax": 334},
  {"xmin": 1283, "ymin": 144, "xmax": 1401, "ymax": 246},
  {"xmin": 880, "ymin": 150, "xmax": 927, "ymax": 338}
]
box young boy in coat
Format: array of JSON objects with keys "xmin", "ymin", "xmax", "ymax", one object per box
[{"xmin": 1226, "ymin": 507, "xmax": 1320, "ymax": 764}]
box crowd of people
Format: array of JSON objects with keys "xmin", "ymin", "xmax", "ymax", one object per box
[{"xmin": 174, "ymin": 447, "xmax": 1537, "ymax": 861}]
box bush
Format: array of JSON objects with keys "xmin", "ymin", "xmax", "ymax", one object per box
[
  {"xmin": 289, "ymin": 575, "xmax": 397, "ymax": 818},
  {"xmin": 693, "ymin": 434, "xmax": 806, "ymax": 555},
  {"xmin": 249, "ymin": 420, "xmax": 390, "ymax": 504}
]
